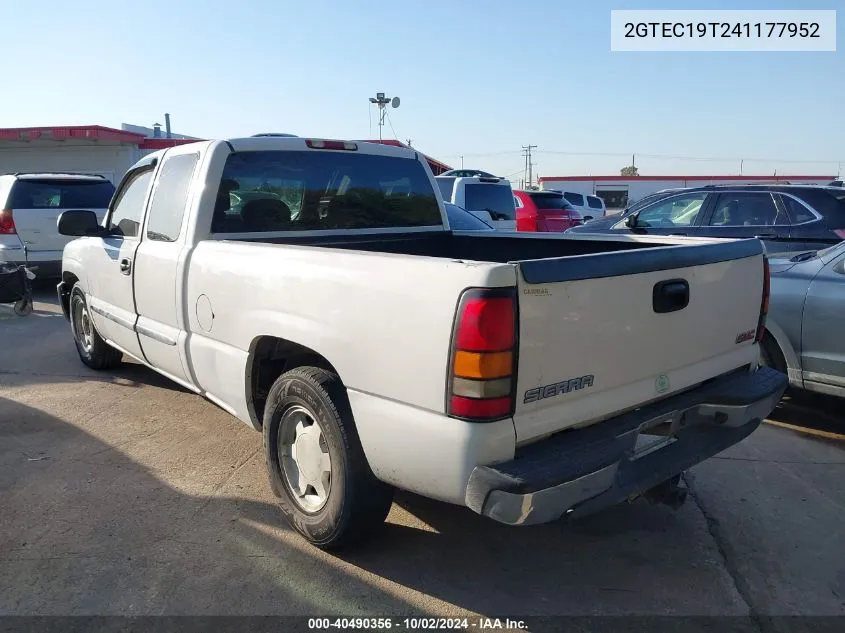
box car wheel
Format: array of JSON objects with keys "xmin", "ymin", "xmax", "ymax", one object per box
[
  {"xmin": 263, "ymin": 366, "xmax": 394, "ymax": 550},
  {"xmin": 69, "ymin": 284, "xmax": 123, "ymax": 370},
  {"xmin": 13, "ymin": 295, "xmax": 33, "ymax": 316}
]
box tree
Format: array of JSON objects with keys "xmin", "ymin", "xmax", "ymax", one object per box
[{"xmin": 620, "ymin": 165, "xmax": 639, "ymax": 177}]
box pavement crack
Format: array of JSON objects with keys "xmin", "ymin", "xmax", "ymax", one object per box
[
  {"xmin": 712, "ymin": 456, "xmax": 845, "ymax": 465},
  {"xmin": 684, "ymin": 472, "xmax": 771, "ymax": 633}
]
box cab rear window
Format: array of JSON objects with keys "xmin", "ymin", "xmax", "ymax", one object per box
[
  {"xmin": 211, "ymin": 151, "xmax": 442, "ymax": 233},
  {"xmin": 8, "ymin": 179, "xmax": 115, "ymax": 209}
]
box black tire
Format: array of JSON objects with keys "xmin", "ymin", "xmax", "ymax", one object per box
[
  {"xmin": 13, "ymin": 295, "xmax": 33, "ymax": 316},
  {"xmin": 263, "ymin": 366, "xmax": 394, "ymax": 550},
  {"xmin": 69, "ymin": 283, "xmax": 123, "ymax": 370}
]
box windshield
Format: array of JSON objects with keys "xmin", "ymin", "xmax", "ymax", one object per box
[
  {"xmin": 463, "ymin": 183, "xmax": 516, "ymax": 220},
  {"xmin": 211, "ymin": 151, "xmax": 442, "ymax": 232},
  {"xmin": 444, "ymin": 203, "xmax": 495, "ymax": 230},
  {"xmin": 9, "ymin": 179, "xmax": 115, "ymax": 208},
  {"xmin": 528, "ymin": 193, "xmax": 575, "ymax": 211}
]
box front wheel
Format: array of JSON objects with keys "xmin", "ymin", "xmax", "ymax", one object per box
[
  {"xmin": 263, "ymin": 366, "xmax": 394, "ymax": 550},
  {"xmin": 69, "ymin": 284, "xmax": 123, "ymax": 370}
]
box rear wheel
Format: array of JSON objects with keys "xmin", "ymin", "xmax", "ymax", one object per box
[
  {"xmin": 69, "ymin": 284, "xmax": 123, "ymax": 370},
  {"xmin": 263, "ymin": 366, "xmax": 394, "ymax": 550}
]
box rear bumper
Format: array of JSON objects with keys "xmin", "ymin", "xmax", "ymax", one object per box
[{"xmin": 465, "ymin": 366, "xmax": 787, "ymax": 526}]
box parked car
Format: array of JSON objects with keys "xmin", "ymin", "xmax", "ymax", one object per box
[
  {"xmin": 544, "ymin": 190, "xmax": 606, "ymax": 220},
  {"xmin": 513, "ymin": 189, "xmax": 582, "ymax": 232},
  {"xmin": 759, "ymin": 241, "xmax": 845, "ymax": 399},
  {"xmin": 436, "ymin": 173, "xmax": 516, "ymax": 230},
  {"xmin": 0, "ymin": 173, "xmax": 115, "ymax": 277},
  {"xmin": 443, "ymin": 202, "xmax": 496, "ymax": 231},
  {"xmin": 566, "ymin": 184, "xmax": 845, "ymax": 255},
  {"xmin": 56, "ymin": 135, "xmax": 785, "ymax": 550},
  {"xmin": 439, "ymin": 169, "xmax": 497, "ymax": 178}
]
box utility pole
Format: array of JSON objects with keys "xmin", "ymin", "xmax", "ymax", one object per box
[
  {"xmin": 459, "ymin": 155, "xmax": 464, "ymax": 169},
  {"xmin": 523, "ymin": 144, "xmax": 537, "ymax": 188}
]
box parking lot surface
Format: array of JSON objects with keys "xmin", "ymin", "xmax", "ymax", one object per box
[{"xmin": 1, "ymin": 287, "xmax": 844, "ymax": 623}]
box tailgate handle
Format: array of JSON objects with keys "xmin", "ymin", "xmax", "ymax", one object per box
[{"xmin": 653, "ymin": 279, "xmax": 689, "ymax": 314}]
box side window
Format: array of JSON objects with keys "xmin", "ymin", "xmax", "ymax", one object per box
[
  {"xmin": 780, "ymin": 195, "xmax": 817, "ymax": 225},
  {"xmin": 587, "ymin": 196, "xmax": 604, "ymax": 209},
  {"xmin": 708, "ymin": 192, "xmax": 784, "ymax": 227},
  {"xmin": 146, "ymin": 153, "xmax": 200, "ymax": 242},
  {"xmin": 635, "ymin": 193, "xmax": 708, "ymax": 228},
  {"xmin": 563, "ymin": 192, "xmax": 584, "ymax": 206},
  {"xmin": 107, "ymin": 170, "xmax": 153, "ymax": 238},
  {"xmin": 513, "ymin": 195, "xmax": 523, "ymax": 208}
]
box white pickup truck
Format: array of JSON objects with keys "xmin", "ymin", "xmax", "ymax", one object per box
[{"xmin": 57, "ymin": 136, "xmax": 787, "ymax": 549}]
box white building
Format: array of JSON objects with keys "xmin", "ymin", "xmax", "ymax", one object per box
[
  {"xmin": 538, "ymin": 175, "xmax": 837, "ymax": 212},
  {"xmin": 0, "ymin": 123, "xmax": 200, "ymax": 184}
]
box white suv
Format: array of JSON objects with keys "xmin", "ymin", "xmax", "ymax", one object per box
[
  {"xmin": 0, "ymin": 173, "xmax": 115, "ymax": 277},
  {"xmin": 548, "ymin": 190, "xmax": 606, "ymax": 220},
  {"xmin": 435, "ymin": 174, "xmax": 516, "ymax": 231}
]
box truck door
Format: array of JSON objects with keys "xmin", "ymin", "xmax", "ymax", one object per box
[
  {"xmin": 85, "ymin": 163, "xmax": 154, "ymax": 361},
  {"xmin": 132, "ymin": 147, "xmax": 202, "ymax": 387}
]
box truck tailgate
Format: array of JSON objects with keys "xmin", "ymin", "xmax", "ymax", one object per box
[{"xmin": 512, "ymin": 239, "xmax": 765, "ymax": 444}]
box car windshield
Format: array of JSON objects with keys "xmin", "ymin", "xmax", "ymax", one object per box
[
  {"xmin": 9, "ymin": 179, "xmax": 115, "ymax": 208},
  {"xmin": 462, "ymin": 183, "xmax": 515, "ymax": 220},
  {"xmin": 528, "ymin": 193, "xmax": 575, "ymax": 211},
  {"xmin": 445, "ymin": 203, "xmax": 495, "ymax": 230}
]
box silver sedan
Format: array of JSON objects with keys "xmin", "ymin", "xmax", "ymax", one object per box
[{"xmin": 760, "ymin": 241, "xmax": 845, "ymax": 399}]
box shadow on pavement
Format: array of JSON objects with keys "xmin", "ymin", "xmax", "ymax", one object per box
[{"xmin": 0, "ymin": 397, "xmax": 421, "ymax": 616}]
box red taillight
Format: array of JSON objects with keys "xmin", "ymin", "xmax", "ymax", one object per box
[
  {"xmin": 0, "ymin": 209, "xmax": 16, "ymax": 234},
  {"xmin": 455, "ymin": 296, "xmax": 515, "ymax": 351},
  {"xmin": 305, "ymin": 138, "xmax": 358, "ymax": 151},
  {"xmin": 835, "ymin": 229, "xmax": 845, "ymax": 239},
  {"xmin": 447, "ymin": 288, "xmax": 517, "ymax": 421},
  {"xmin": 755, "ymin": 257, "xmax": 770, "ymax": 343}
]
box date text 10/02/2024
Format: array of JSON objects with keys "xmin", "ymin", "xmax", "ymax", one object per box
[{"xmin": 307, "ymin": 617, "xmax": 528, "ymax": 630}]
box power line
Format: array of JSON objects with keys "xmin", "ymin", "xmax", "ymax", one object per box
[{"xmin": 385, "ymin": 109, "xmax": 399, "ymax": 142}]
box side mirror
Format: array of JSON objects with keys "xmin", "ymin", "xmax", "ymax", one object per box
[
  {"xmin": 583, "ymin": 215, "xmax": 594, "ymax": 222},
  {"xmin": 625, "ymin": 214, "xmax": 639, "ymax": 228},
  {"xmin": 57, "ymin": 210, "xmax": 105, "ymax": 237}
]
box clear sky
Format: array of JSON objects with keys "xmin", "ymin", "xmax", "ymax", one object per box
[{"xmin": 2, "ymin": 0, "xmax": 843, "ymax": 178}]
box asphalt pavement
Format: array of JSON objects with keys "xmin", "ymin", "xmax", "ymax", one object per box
[{"xmin": 1, "ymin": 285, "xmax": 843, "ymax": 629}]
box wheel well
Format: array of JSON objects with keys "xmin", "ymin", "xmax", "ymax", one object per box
[
  {"xmin": 246, "ymin": 336, "xmax": 339, "ymax": 428},
  {"xmin": 59, "ymin": 272, "xmax": 79, "ymax": 320},
  {"xmin": 761, "ymin": 330, "xmax": 787, "ymax": 373}
]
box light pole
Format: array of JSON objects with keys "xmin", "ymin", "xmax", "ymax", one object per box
[{"xmin": 368, "ymin": 92, "xmax": 400, "ymax": 142}]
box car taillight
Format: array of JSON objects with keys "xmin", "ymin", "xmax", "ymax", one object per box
[
  {"xmin": 755, "ymin": 257, "xmax": 770, "ymax": 343},
  {"xmin": 0, "ymin": 209, "xmax": 16, "ymax": 234},
  {"xmin": 447, "ymin": 288, "xmax": 517, "ymax": 421},
  {"xmin": 305, "ymin": 138, "xmax": 358, "ymax": 151},
  {"xmin": 834, "ymin": 229, "xmax": 845, "ymax": 239}
]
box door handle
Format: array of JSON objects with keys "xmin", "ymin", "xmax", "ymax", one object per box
[
  {"xmin": 670, "ymin": 232, "xmax": 687, "ymax": 236},
  {"xmin": 119, "ymin": 257, "xmax": 132, "ymax": 275},
  {"xmin": 754, "ymin": 233, "xmax": 777, "ymax": 239},
  {"xmin": 653, "ymin": 279, "xmax": 690, "ymax": 314}
]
